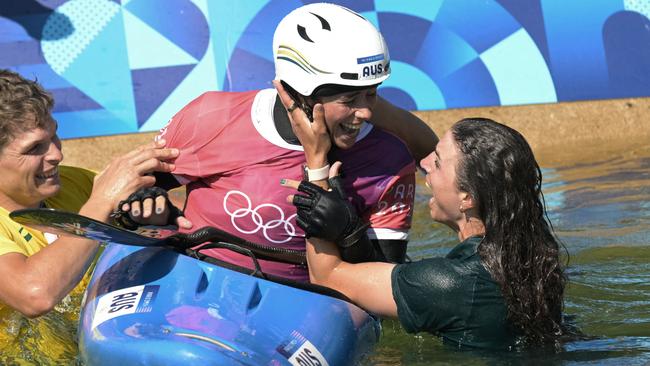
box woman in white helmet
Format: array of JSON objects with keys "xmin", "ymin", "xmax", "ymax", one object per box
[
  {"xmin": 272, "ymin": 2, "xmax": 434, "ymax": 158},
  {"xmin": 127, "ymin": 3, "xmax": 438, "ymax": 282}
]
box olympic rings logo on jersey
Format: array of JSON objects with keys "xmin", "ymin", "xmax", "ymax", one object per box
[{"xmin": 223, "ymin": 190, "xmax": 298, "ymax": 243}]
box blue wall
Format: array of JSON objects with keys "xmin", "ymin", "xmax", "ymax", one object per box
[{"xmin": 1, "ymin": 0, "xmax": 649, "ymax": 138}]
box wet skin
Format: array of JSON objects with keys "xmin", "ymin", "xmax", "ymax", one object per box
[{"xmin": 419, "ymin": 130, "xmax": 463, "ymax": 230}]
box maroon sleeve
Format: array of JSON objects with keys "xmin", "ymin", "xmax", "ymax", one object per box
[{"xmin": 366, "ymin": 162, "xmax": 416, "ymax": 241}]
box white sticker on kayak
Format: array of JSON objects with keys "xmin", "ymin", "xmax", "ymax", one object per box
[
  {"xmin": 91, "ymin": 285, "xmax": 159, "ymax": 329},
  {"xmin": 288, "ymin": 340, "xmax": 329, "ymax": 366}
]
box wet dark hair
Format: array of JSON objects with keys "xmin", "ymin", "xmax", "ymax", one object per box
[
  {"xmin": 451, "ymin": 118, "xmax": 567, "ymax": 347},
  {"xmin": 0, "ymin": 69, "xmax": 54, "ymax": 150}
]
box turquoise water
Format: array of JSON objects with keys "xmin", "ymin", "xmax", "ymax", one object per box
[{"xmin": 365, "ymin": 146, "xmax": 650, "ymax": 365}]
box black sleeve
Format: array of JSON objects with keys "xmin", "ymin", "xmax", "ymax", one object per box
[
  {"xmin": 339, "ymin": 233, "xmax": 381, "ymax": 263},
  {"xmin": 339, "ymin": 236, "xmax": 408, "ymax": 264},
  {"xmin": 153, "ymin": 171, "xmax": 181, "ymax": 190},
  {"xmin": 375, "ymin": 239, "xmax": 408, "ymax": 263}
]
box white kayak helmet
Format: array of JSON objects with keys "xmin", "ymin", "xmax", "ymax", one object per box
[{"xmin": 273, "ymin": 3, "xmax": 391, "ymax": 96}]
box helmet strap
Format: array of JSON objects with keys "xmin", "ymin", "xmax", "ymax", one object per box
[
  {"xmin": 281, "ymin": 81, "xmax": 314, "ymax": 122},
  {"xmin": 273, "ymin": 91, "xmax": 334, "ymax": 147},
  {"xmin": 300, "ymin": 97, "xmax": 315, "ymax": 123}
]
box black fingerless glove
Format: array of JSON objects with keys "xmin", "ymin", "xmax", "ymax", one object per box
[
  {"xmin": 293, "ymin": 176, "xmax": 367, "ymax": 246},
  {"xmin": 111, "ymin": 186, "xmax": 183, "ymax": 230},
  {"xmin": 292, "ymin": 177, "xmax": 382, "ymax": 263}
]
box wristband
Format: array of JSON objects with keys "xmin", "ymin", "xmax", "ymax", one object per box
[{"xmin": 303, "ymin": 164, "xmax": 330, "ymax": 181}]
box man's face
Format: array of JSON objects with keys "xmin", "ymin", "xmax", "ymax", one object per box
[{"xmin": 0, "ymin": 118, "xmax": 63, "ymax": 208}]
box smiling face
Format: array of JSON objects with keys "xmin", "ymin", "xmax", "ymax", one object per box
[
  {"xmin": 420, "ymin": 130, "xmax": 465, "ymax": 229},
  {"xmin": 0, "ymin": 117, "xmax": 63, "ymax": 209},
  {"xmin": 315, "ymin": 86, "xmax": 377, "ymax": 149}
]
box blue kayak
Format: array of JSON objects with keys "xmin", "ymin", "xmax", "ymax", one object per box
[{"xmin": 78, "ymin": 244, "xmax": 381, "ymax": 365}]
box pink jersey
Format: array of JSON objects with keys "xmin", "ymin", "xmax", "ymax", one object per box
[{"xmin": 158, "ymin": 89, "xmax": 415, "ymax": 281}]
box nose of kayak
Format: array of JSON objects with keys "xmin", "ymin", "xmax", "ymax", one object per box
[{"xmin": 79, "ymin": 244, "xmax": 381, "ymax": 365}]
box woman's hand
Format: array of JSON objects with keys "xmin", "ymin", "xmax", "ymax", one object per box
[
  {"xmin": 281, "ymin": 163, "xmax": 364, "ymax": 244},
  {"xmin": 112, "ymin": 186, "xmax": 191, "ymax": 229},
  {"xmin": 273, "ymin": 80, "xmax": 330, "ymax": 170},
  {"xmin": 82, "ymin": 139, "xmax": 179, "ymax": 221}
]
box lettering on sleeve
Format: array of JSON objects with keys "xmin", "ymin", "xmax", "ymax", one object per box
[{"xmin": 369, "ymin": 173, "xmax": 415, "ymax": 229}]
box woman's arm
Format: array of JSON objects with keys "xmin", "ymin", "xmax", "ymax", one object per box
[
  {"xmin": 371, "ymin": 96, "xmax": 439, "ymax": 161},
  {"xmin": 0, "ymin": 141, "xmax": 178, "ymax": 317},
  {"xmin": 282, "ymin": 177, "xmax": 398, "ymax": 317},
  {"xmin": 306, "ymin": 237, "xmax": 398, "ymax": 317}
]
